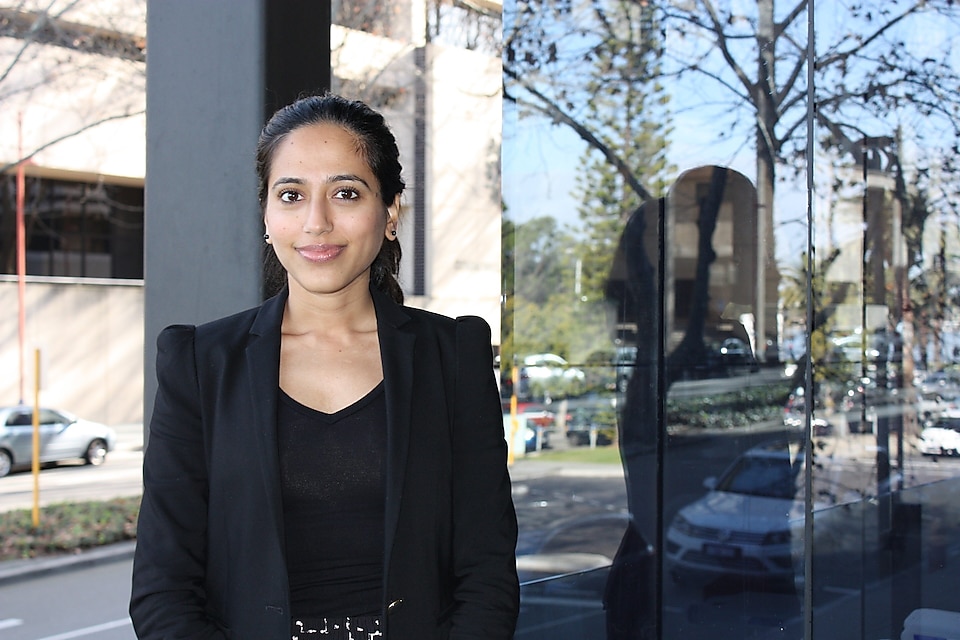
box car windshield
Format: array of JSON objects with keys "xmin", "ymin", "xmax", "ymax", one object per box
[{"xmin": 715, "ymin": 455, "xmax": 801, "ymax": 499}]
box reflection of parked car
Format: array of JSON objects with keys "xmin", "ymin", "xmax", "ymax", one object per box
[
  {"xmin": 503, "ymin": 402, "xmax": 558, "ymax": 452},
  {"xmin": 715, "ymin": 337, "xmax": 759, "ymax": 373},
  {"xmin": 613, "ymin": 346, "xmax": 637, "ymax": 392},
  {"xmin": 917, "ymin": 427, "xmax": 960, "ymax": 457},
  {"xmin": 517, "ymin": 353, "xmax": 586, "ymax": 399},
  {"xmin": 0, "ymin": 406, "xmax": 117, "ymax": 477},
  {"xmin": 830, "ymin": 334, "xmax": 881, "ymax": 362},
  {"xmin": 522, "ymin": 353, "xmax": 586, "ymax": 381},
  {"xmin": 566, "ymin": 407, "xmax": 615, "ymax": 446},
  {"xmin": 665, "ymin": 440, "xmax": 803, "ymax": 584},
  {"xmin": 522, "ymin": 424, "xmax": 551, "ymax": 452}
]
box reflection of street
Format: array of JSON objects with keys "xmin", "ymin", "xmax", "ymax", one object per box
[{"xmin": 510, "ymin": 420, "xmax": 960, "ymax": 640}]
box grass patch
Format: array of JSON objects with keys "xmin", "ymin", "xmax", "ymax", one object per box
[
  {"xmin": 0, "ymin": 496, "xmax": 140, "ymax": 562},
  {"xmin": 520, "ymin": 445, "xmax": 622, "ymax": 464}
]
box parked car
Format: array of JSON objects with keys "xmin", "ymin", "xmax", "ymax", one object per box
[
  {"xmin": 0, "ymin": 406, "xmax": 117, "ymax": 477},
  {"xmin": 917, "ymin": 426, "xmax": 960, "ymax": 457},
  {"xmin": 522, "ymin": 353, "xmax": 585, "ymax": 381},
  {"xmin": 665, "ymin": 440, "xmax": 805, "ymax": 585},
  {"xmin": 503, "ymin": 402, "xmax": 559, "ymax": 452},
  {"xmin": 517, "ymin": 353, "xmax": 586, "ymax": 399},
  {"xmin": 566, "ymin": 406, "xmax": 616, "ymax": 446}
]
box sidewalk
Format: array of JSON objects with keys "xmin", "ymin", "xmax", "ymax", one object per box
[{"xmin": 0, "ymin": 539, "xmax": 136, "ymax": 586}]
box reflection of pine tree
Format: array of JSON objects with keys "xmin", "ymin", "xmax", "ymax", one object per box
[{"xmin": 572, "ymin": 2, "xmax": 673, "ymax": 305}]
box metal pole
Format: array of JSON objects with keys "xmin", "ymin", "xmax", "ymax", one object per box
[
  {"xmin": 31, "ymin": 349, "xmax": 41, "ymax": 528},
  {"xmin": 16, "ymin": 114, "xmax": 27, "ymax": 404}
]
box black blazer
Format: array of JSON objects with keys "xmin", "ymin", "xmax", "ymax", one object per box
[{"xmin": 130, "ymin": 288, "xmax": 519, "ymax": 639}]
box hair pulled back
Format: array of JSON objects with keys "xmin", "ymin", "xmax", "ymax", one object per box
[{"xmin": 257, "ymin": 93, "xmax": 405, "ymax": 303}]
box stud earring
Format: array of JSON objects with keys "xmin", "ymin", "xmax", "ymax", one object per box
[
  {"xmin": 263, "ymin": 233, "xmax": 270, "ymax": 241},
  {"xmin": 390, "ymin": 229, "xmax": 397, "ymax": 237}
]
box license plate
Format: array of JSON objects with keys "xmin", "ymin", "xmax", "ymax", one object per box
[{"xmin": 703, "ymin": 543, "xmax": 741, "ymax": 558}]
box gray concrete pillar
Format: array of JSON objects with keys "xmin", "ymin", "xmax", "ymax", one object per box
[{"xmin": 143, "ymin": 1, "xmax": 330, "ymax": 437}]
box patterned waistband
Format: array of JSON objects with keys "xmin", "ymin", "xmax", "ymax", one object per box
[{"xmin": 291, "ymin": 614, "xmax": 382, "ymax": 640}]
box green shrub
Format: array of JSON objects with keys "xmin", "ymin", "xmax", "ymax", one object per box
[
  {"xmin": 0, "ymin": 496, "xmax": 140, "ymax": 561},
  {"xmin": 666, "ymin": 383, "xmax": 792, "ymax": 430}
]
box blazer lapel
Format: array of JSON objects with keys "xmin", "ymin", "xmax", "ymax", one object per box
[
  {"xmin": 240, "ymin": 288, "xmax": 416, "ymax": 579},
  {"xmin": 372, "ymin": 289, "xmax": 416, "ymax": 574},
  {"xmin": 246, "ymin": 291, "xmax": 287, "ymax": 536}
]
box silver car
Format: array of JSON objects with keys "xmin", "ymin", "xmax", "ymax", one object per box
[{"xmin": 0, "ymin": 406, "xmax": 116, "ymax": 477}]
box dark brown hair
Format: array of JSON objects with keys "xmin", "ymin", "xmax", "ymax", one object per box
[{"xmin": 257, "ymin": 93, "xmax": 405, "ymax": 302}]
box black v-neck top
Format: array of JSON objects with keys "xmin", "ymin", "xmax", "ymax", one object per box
[{"xmin": 277, "ymin": 382, "xmax": 387, "ymax": 618}]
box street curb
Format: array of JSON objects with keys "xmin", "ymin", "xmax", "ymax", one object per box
[{"xmin": 0, "ymin": 539, "xmax": 136, "ymax": 586}]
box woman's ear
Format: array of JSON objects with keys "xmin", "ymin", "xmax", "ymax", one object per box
[{"xmin": 385, "ymin": 198, "xmax": 401, "ymax": 240}]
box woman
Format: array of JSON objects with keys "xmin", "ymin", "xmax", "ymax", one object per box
[{"xmin": 130, "ymin": 93, "xmax": 520, "ymax": 640}]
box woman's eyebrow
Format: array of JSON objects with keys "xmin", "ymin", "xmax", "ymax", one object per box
[
  {"xmin": 327, "ymin": 173, "xmax": 371, "ymax": 189},
  {"xmin": 270, "ymin": 175, "xmax": 372, "ymax": 189},
  {"xmin": 271, "ymin": 176, "xmax": 305, "ymax": 189}
]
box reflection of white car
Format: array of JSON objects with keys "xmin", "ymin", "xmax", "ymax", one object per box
[
  {"xmin": 665, "ymin": 440, "xmax": 804, "ymax": 583},
  {"xmin": 831, "ymin": 334, "xmax": 881, "ymax": 362},
  {"xmin": 522, "ymin": 353, "xmax": 585, "ymax": 381},
  {"xmin": 918, "ymin": 427, "xmax": 960, "ymax": 456}
]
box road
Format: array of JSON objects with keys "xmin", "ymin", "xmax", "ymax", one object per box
[
  {"xmin": 0, "ymin": 557, "xmax": 135, "ymax": 640},
  {"xmin": 510, "ymin": 424, "xmax": 960, "ymax": 640},
  {"xmin": 2, "ymin": 417, "xmax": 959, "ymax": 639},
  {"xmin": 0, "ymin": 424, "xmax": 143, "ymax": 513}
]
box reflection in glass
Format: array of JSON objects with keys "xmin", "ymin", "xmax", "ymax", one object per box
[{"xmin": 503, "ymin": 1, "xmax": 960, "ymax": 639}]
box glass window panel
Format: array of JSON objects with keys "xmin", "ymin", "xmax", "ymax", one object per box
[
  {"xmin": 0, "ymin": 175, "xmax": 143, "ymax": 280},
  {"xmin": 504, "ymin": 1, "xmax": 960, "ymax": 639}
]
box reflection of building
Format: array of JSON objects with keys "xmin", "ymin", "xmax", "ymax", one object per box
[
  {"xmin": 666, "ymin": 166, "xmax": 779, "ymax": 359},
  {"xmin": 821, "ymin": 145, "xmax": 906, "ymax": 334},
  {"xmin": 609, "ymin": 165, "xmax": 780, "ymax": 364}
]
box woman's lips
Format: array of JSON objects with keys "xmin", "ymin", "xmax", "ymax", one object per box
[{"xmin": 296, "ymin": 244, "xmax": 344, "ymax": 262}]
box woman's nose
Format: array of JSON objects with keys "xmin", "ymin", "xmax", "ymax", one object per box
[{"xmin": 303, "ymin": 200, "xmax": 331, "ymax": 234}]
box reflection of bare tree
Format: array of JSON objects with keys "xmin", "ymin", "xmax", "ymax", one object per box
[{"xmin": 332, "ymin": 0, "xmax": 397, "ymax": 37}]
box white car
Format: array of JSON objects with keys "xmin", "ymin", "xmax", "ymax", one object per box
[
  {"xmin": 665, "ymin": 440, "xmax": 806, "ymax": 583},
  {"xmin": 521, "ymin": 353, "xmax": 585, "ymax": 381},
  {"xmin": 917, "ymin": 427, "xmax": 960, "ymax": 457}
]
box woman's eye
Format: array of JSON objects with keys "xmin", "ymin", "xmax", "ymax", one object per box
[
  {"xmin": 278, "ymin": 190, "xmax": 302, "ymax": 203},
  {"xmin": 333, "ymin": 187, "xmax": 360, "ymax": 200}
]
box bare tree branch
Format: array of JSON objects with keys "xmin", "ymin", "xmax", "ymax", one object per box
[
  {"xmin": 504, "ymin": 64, "xmax": 653, "ymax": 202},
  {"xmin": 0, "ymin": 107, "xmax": 145, "ymax": 175},
  {"xmin": 697, "ymin": 0, "xmax": 758, "ymax": 101}
]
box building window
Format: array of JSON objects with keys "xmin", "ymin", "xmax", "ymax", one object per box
[{"xmin": 0, "ymin": 174, "xmax": 144, "ymax": 280}]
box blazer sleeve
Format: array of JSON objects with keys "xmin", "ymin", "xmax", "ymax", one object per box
[
  {"xmin": 129, "ymin": 325, "xmax": 228, "ymax": 639},
  {"xmin": 448, "ymin": 316, "xmax": 520, "ymax": 640}
]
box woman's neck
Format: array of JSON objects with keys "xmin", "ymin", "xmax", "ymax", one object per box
[{"xmin": 283, "ymin": 279, "xmax": 378, "ymax": 337}]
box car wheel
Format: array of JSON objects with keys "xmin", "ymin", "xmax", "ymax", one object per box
[
  {"xmin": 0, "ymin": 449, "xmax": 11, "ymax": 477},
  {"xmin": 84, "ymin": 439, "xmax": 108, "ymax": 466}
]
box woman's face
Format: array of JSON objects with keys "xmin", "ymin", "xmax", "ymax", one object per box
[{"xmin": 263, "ymin": 122, "xmax": 398, "ymax": 299}]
